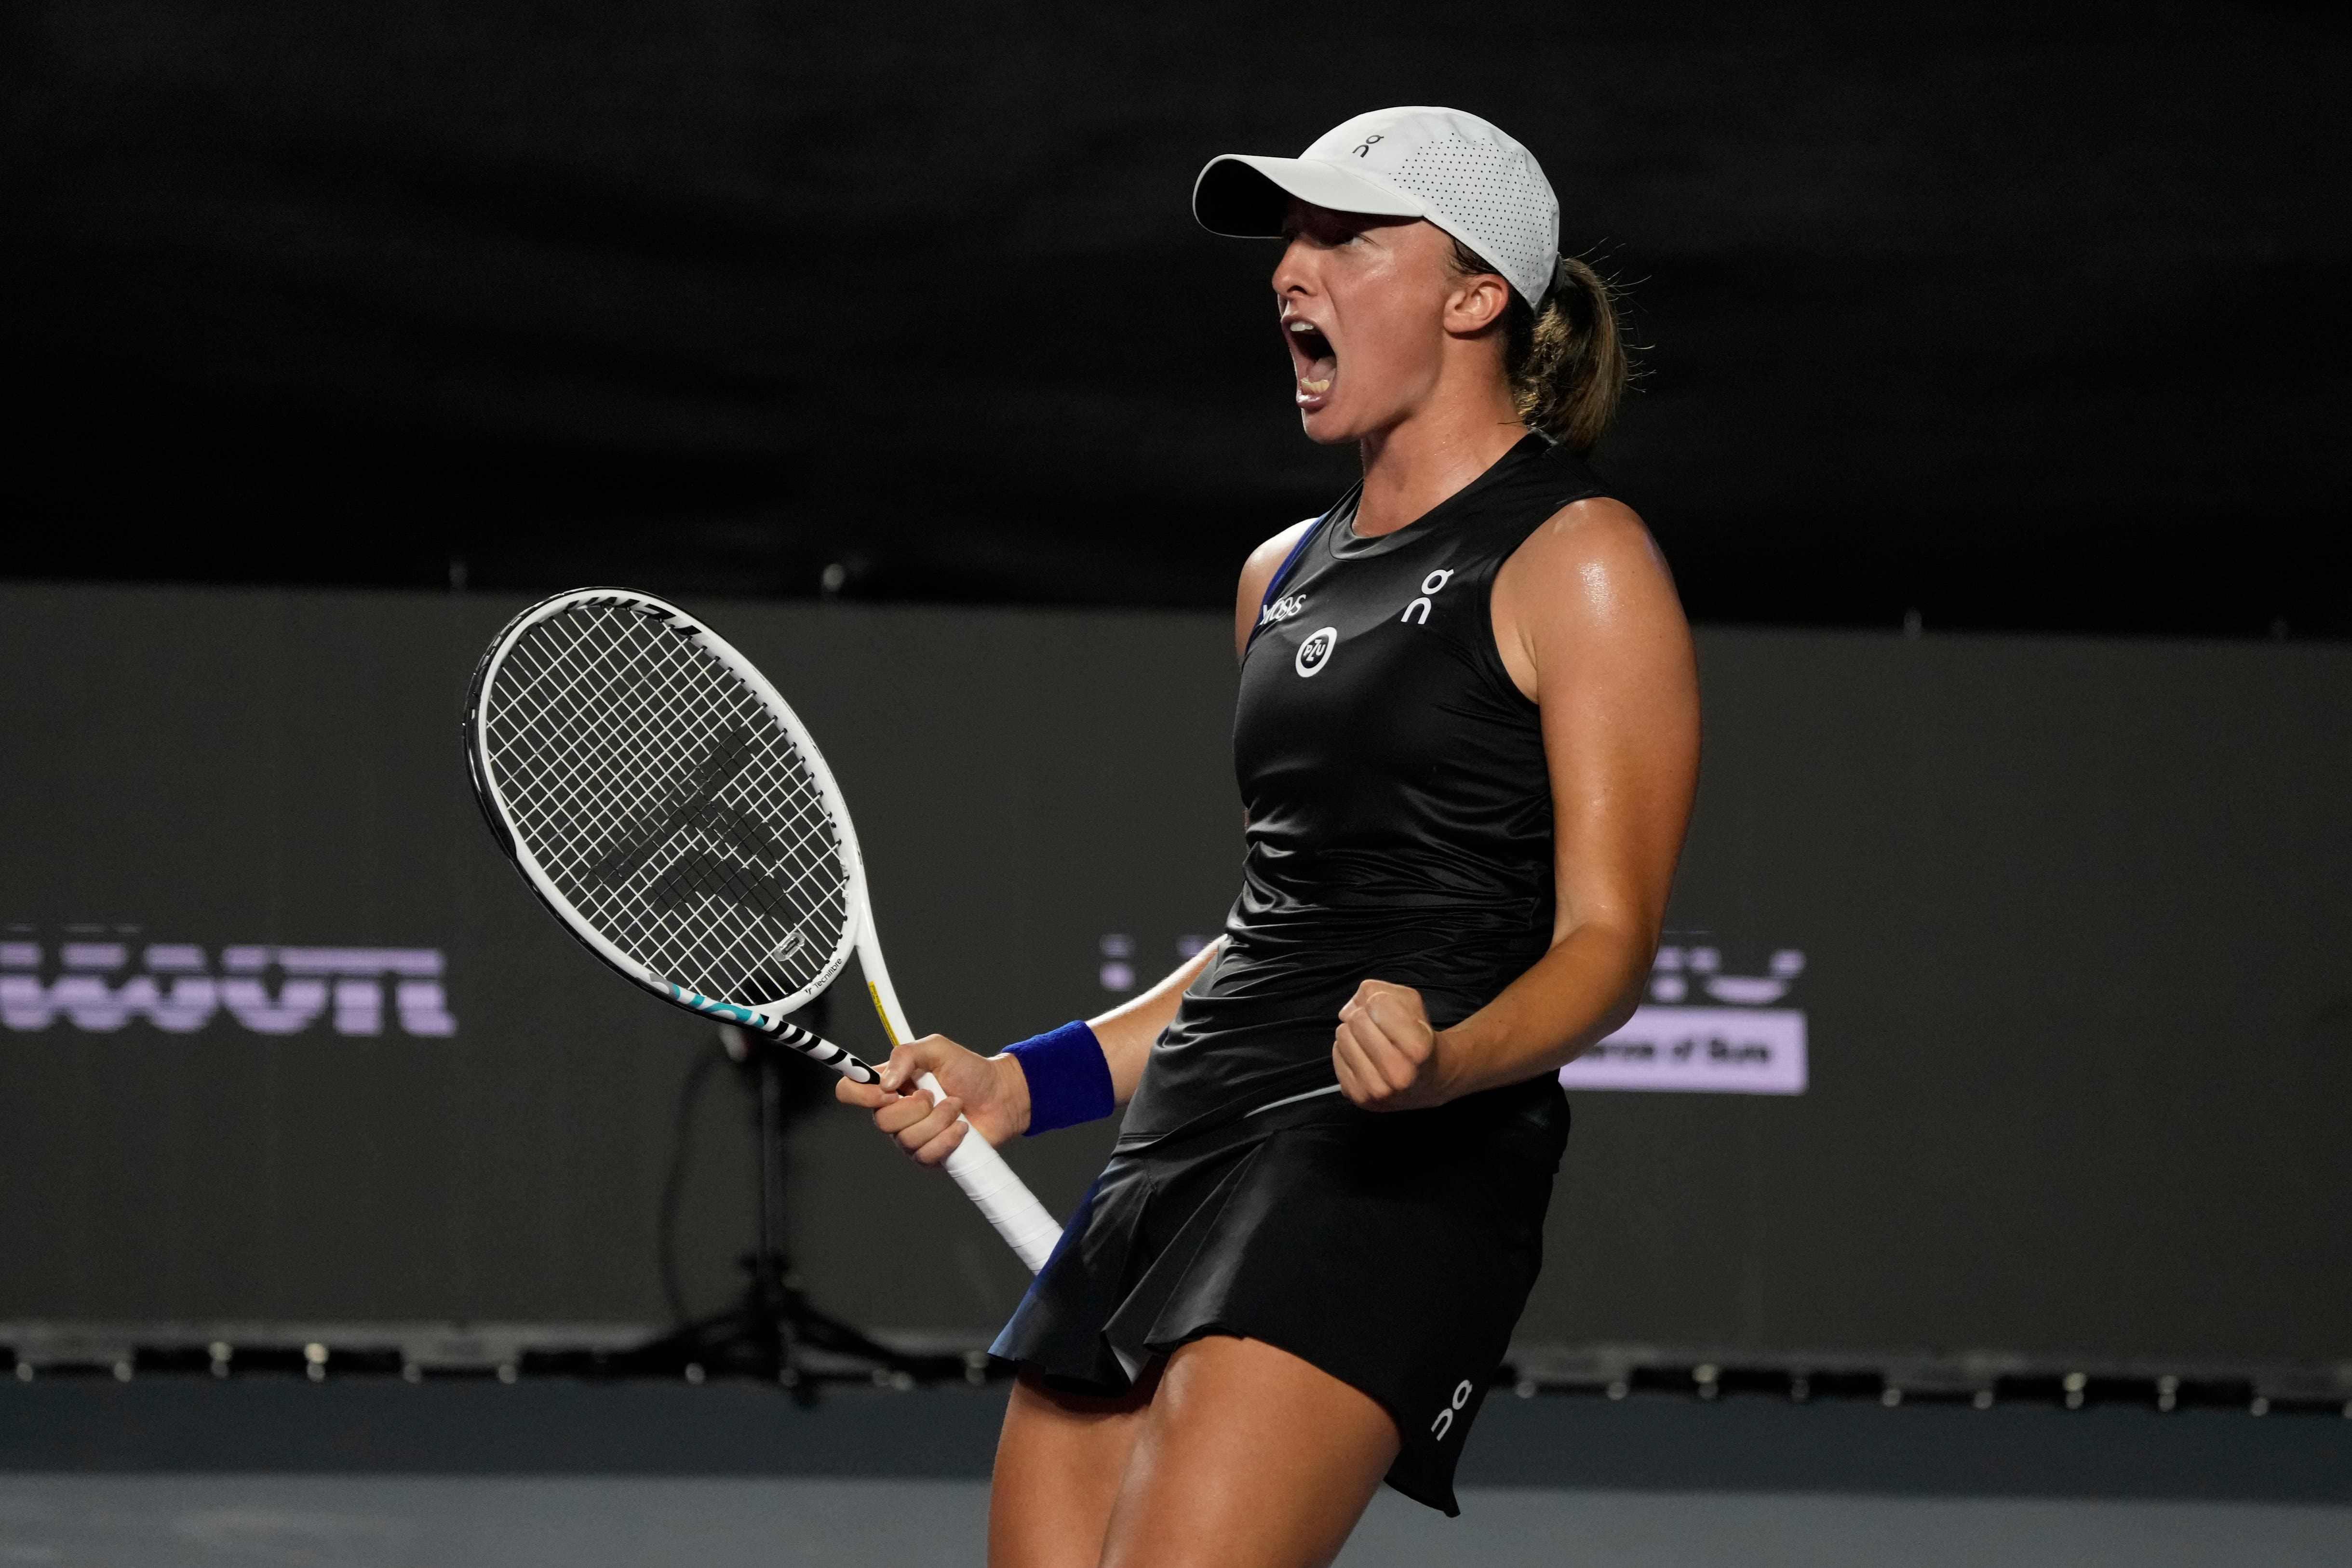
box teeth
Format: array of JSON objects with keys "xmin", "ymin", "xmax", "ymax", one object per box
[{"xmin": 1287, "ymin": 318, "xmax": 1332, "ymax": 398}]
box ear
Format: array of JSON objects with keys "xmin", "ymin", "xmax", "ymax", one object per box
[{"xmin": 1442, "ymin": 270, "xmax": 1513, "ymax": 336}]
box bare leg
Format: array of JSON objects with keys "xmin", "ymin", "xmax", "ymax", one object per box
[
  {"xmin": 1100, "ymin": 1335, "xmax": 1400, "ymax": 1568},
  {"xmin": 990, "ymin": 1365, "xmax": 1160, "ymax": 1568}
]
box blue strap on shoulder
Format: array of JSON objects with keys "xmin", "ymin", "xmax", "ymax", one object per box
[
  {"xmin": 1003, "ymin": 1020, "xmax": 1115, "ymax": 1136},
  {"xmin": 1246, "ymin": 515, "xmax": 1325, "ymax": 650},
  {"xmin": 1260, "ymin": 519, "xmax": 1320, "ymax": 611}
]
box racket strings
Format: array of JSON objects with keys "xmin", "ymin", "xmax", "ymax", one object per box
[
  {"xmin": 501, "ymin": 616, "xmax": 844, "ymax": 998},
  {"xmin": 483, "ymin": 604, "xmax": 852, "ymax": 1003}
]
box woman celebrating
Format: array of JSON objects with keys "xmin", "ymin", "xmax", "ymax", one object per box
[{"xmin": 840, "ymin": 106, "xmax": 1699, "ymax": 1568}]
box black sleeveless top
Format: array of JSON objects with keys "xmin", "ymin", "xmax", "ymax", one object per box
[{"xmin": 1118, "ymin": 434, "xmax": 1610, "ymax": 1149}]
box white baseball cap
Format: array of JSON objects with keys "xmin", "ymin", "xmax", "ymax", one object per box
[{"xmin": 1193, "ymin": 107, "xmax": 1561, "ymax": 308}]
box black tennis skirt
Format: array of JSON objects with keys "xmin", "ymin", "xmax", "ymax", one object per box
[{"xmin": 989, "ymin": 1077, "xmax": 1570, "ymax": 1515}]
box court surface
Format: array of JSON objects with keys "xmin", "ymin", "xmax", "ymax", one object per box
[
  {"xmin": 4, "ymin": 1379, "xmax": 2347, "ymax": 1566},
  {"xmin": 4, "ymin": 1474, "xmax": 2350, "ymax": 1567}
]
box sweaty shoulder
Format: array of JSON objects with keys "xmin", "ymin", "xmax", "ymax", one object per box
[
  {"xmin": 1491, "ymin": 496, "xmax": 1683, "ymax": 699},
  {"xmin": 1234, "ymin": 518, "xmax": 1317, "ymax": 661}
]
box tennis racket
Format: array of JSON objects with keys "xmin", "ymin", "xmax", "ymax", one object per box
[{"xmin": 463, "ymin": 587, "xmax": 1065, "ymax": 1272}]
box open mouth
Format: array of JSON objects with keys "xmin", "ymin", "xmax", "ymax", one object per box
[{"xmin": 1284, "ymin": 317, "xmax": 1337, "ymax": 401}]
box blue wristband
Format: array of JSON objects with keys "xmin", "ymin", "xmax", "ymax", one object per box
[{"xmin": 1003, "ymin": 1021, "xmax": 1114, "ymax": 1136}]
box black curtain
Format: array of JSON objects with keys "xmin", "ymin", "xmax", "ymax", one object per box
[{"xmin": 5, "ymin": 0, "xmax": 2347, "ymax": 631}]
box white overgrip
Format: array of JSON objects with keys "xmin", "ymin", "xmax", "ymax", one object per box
[
  {"xmin": 861, "ymin": 922, "xmax": 1064, "ymax": 1274},
  {"xmin": 917, "ymin": 1069, "xmax": 1066, "ymax": 1273}
]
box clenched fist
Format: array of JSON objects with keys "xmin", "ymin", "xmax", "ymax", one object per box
[{"xmin": 1333, "ymin": 979, "xmax": 1452, "ymax": 1112}]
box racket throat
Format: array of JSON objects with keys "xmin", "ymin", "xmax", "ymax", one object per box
[{"xmin": 867, "ymin": 980, "xmax": 900, "ymax": 1048}]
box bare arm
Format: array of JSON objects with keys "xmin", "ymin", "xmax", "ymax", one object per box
[
  {"xmin": 835, "ymin": 521, "xmax": 1311, "ymax": 1163},
  {"xmin": 1084, "ymin": 940, "xmax": 1218, "ymax": 1104},
  {"xmin": 1331, "ymin": 497, "xmax": 1699, "ymax": 1109}
]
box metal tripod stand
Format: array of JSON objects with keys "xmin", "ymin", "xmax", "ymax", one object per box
[{"xmin": 633, "ymin": 993, "xmax": 963, "ymax": 1396}]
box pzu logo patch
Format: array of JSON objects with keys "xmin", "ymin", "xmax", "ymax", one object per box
[{"xmin": 1293, "ymin": 626, "xmax": 1339, "ymax": 678}]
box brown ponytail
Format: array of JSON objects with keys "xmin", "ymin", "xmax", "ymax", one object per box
[{"xmin": 1450, "ymin": 241, "xmax": 1636, "ymax": 456}]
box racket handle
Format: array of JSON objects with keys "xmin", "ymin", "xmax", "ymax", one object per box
[
  {"xmin": 726, "ymin": 1003, "xmax": 1062, "ymax": 1269},
  {"xmin": 917, "ymin": 1070, "xmax": 1066, "ymax": 1273},
  {"xmin": 661, "ymin": 986, "xmax": 884, "ymax": 1084},
  {"xmin": 765, "ymin": 1019, "xmax": 881, "ymax": 1084},
  {"xmin": 705, "ymin": 982, "xmax": 1062, "ymax": 1270},
  {"xmin": 860, "ymin": 943, "xmax": 1065, "ymax": 1273}
]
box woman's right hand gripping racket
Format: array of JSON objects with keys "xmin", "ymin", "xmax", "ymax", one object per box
[{"xmin": 464, "ymin": 588, "xmax": 1065, "ymax": 1272}]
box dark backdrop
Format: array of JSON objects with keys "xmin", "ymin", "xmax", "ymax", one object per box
[
  {"xmin": 3, "ymin": 583, "xmax": 2347, "ymax": 1367},
  {"xmin": 6, "ymin": 1, "xmax": 2347, "ymax": 636}
]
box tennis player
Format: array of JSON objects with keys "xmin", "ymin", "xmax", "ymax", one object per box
[{"xmin": 839, "ymin": 106, "xmax": 1699, "ymax": 1568}]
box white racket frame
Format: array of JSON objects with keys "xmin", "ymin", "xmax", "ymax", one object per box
[{"xmin": 468, "ymin": 587, "xmax": 1065, "ymax": 1273}]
